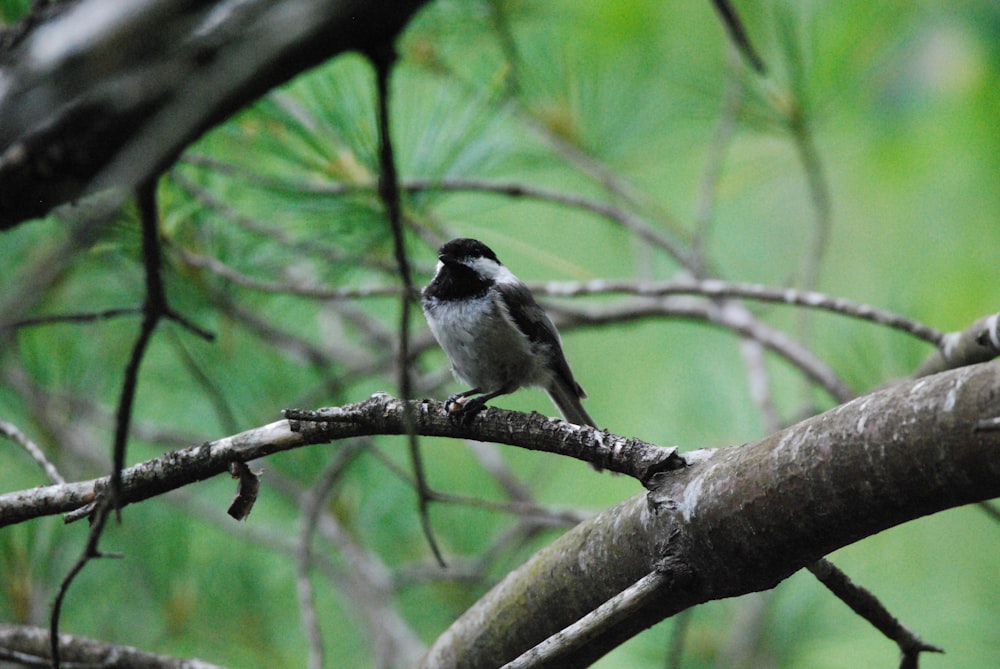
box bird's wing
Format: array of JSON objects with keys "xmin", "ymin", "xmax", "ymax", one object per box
[{"xmin": 493, "ymin": 282, "xmax": 586, "ymax": 399}]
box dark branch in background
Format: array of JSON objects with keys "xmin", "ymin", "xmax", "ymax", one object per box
[
  {"xmin": 49, "ymin": 180, "xmax": 165, "ymax": 668},
  {"xmin": 5, "ymin": 306, "xmax": 144, "ymax": 329},
  {"xmin": 370, "ymin": 44, "xmax": 446, "ymax": 568},
  {"xmin": 47, "ymin": 180, "xmax": 213, "ymax": 667},
  {"xmin": 109, "ymin": 180, "xmax": 165, "ymax": 506},
  {"xmin": 806, "ymin": 559, "xmax": 943, "ymax": 669},
  {"xmin": 48, "ymin": 495, "xmax": 119, "ymax": 669},
  {"xmin": 710, "ymin": 0, "xmax": 766, "ymax": 73},
  {"xmin": 0, "ymin": 0, "xmax": 429, "ymax": 228}
]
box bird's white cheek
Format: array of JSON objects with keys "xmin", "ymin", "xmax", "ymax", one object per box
[{"xmin": 493, "ymin": 266, "xmax": 520, "ymax": 286}]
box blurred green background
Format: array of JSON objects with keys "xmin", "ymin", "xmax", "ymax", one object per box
[{"xmin": 2, "ymin": 0, "xmax": 999, "ymax": 667}]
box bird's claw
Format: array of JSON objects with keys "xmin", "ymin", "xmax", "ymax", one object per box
[{"xmin": 444, "ymin": 394, "xmax": 486, "ymax": 424}]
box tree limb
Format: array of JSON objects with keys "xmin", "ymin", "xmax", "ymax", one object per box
[
  {"xmin": 0, "ymin": 398, "xmax": 680, "ymax": 528},
  {"xmin": 419, "ymin": 360, "xmax": 1000, "ymax": 667},
  {"xmin": 0, "ymin": 0, "xmax": 428, "ymax": 228},
  {"xmin": 0, "ymin": 622, "xmax": 224, "ymax": 669}
]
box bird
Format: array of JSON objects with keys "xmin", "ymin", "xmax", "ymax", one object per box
[{"xmin": 421, "ymin": 238, "xmax": 597, "ymax": 432}]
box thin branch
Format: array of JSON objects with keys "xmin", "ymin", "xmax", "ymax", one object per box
[
  {"xmin": 371, "ymin": 46, "xmax": 445, "ymax": 567},
  {"xmin": 710, "ymin": 0, "xmax": 766, "ymax": 73},
  {"xmin": 537, "ymin": 278, "xmax": 944, "ymax": 346},
  {"xmin": 49, "ymin": 499, "xmax": 120, "ymax": 668},
  {"xmin": 501, "ymin": 571, "xmax": 673, "ymax": 669},
  {"xmin": 49, "ymin": 179, "xmax": 169, "ymax": 668},
  {"xmin": 176, "ymin": 161, "xmax": 693, "ymax": 270},
  {"xmin": 176, "ymin": 247, "xmax": 403, "ymax": 300},
  {"xmin": 551, "ymin": 297, "xmax": 855, "ymax": 403},
  {"xmin": 0, "ymin": 419, "xmax": 65, "ymax": 485},
  {"xmin": 297, "ymin": 445, "xmax": 364, "ymax": 669},
  {"xmin": 110, "ymin": 180, "xmax": 166, "ymax": 507},
  {"xmin": 4, "ymin": 307, "xmax": 143, "ymax": 330},
  {"xmin": 807, "ymin": 559, "xmax": 943, "ymax": 666}
]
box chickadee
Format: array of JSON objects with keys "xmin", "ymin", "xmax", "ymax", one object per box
[{"xmin": 421, "ymin": 238, "xmax": 596, "ymax": 431}]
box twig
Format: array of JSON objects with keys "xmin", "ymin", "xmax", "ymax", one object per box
[
  {"xmin": 4, "ymin": 307, "xmax": 143, "ymax": 330},
  {"xmin": 371, "ymin": 45, "xmax": 446, "ymax": 567},
  {"xmin": 0, "ymin": 418, "xmax": 65, "ymax": 485},
  {"xmin": 297, "ymin": 445, "xmax": 363, "ymax": 669},
  {"xmin": 49, "ymin": 499, "xmax": 121, "ymax": 668},
  {"xmin": 537, "ymin": 278, "xmax": 944, "ymax": 346},
  {"xmin": 551, "ymin": 297, "xmax": 855, "ymax": 403},
  {"xmin": 710, "ymin": 0, "xmax": 766, "ymax": 73},
  {"xmin": 50, "ymin": 180, "xmax": 170, "ymax": 668},
  {"xmin": 176, "ymin": 246, "xmax": 404, "ymax": 299},
  {"xmin": 501, "ymin": 571, "xmax": 672, "ymax": 669},
  {"xmin": 110, "ymin": 181, "xmax": 166, "ymax": 508},
  {"xmin": 807, "ymin": 559, "xmax": 943, "ymax": 667},
  {"xmin": 176, "ymin": 160, "xmax": 693, "ymax": 270}
]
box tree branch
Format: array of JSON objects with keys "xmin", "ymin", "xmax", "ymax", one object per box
[
  {"xmin": 0, "ymin": 623, "xmax": 224, "ymax": 669},
  {"xmin": 0, "ymin": 0, "xmax": 428, "ymax": 228},
  {"xmin": 0, "ymin": 397, "xmax": 681, "ymax": 528},
  {"xmin": 418, "ymin": 360, "xmax": 1000, "ymax": 667}
]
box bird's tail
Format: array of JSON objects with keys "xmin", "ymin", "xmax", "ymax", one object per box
[{"xmin": 546, "ymin": 380, "xmax": 603, "ymax": 470}]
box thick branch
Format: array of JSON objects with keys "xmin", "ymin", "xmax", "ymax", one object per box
[
  {"xmin": 0, "ymin": 0, "xmax": 428, "ymax": 228},
  {"xmin": 419, "ymin": 360, "xmax": 1000, "ymax": 667}
]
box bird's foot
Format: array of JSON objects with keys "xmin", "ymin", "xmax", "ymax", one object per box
[{"xmin": 445, "ymin": 394, "xmax": 486, "ymax": 424}]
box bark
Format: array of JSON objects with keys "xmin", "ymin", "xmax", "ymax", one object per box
[{"xmin": 0, "ymin": 0, "xmax": 428, "ymax": 228}]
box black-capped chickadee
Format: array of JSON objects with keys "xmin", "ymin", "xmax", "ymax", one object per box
[{"xmin": 421, "ymin": 238, "xmax": 596, "ymax": 430}]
